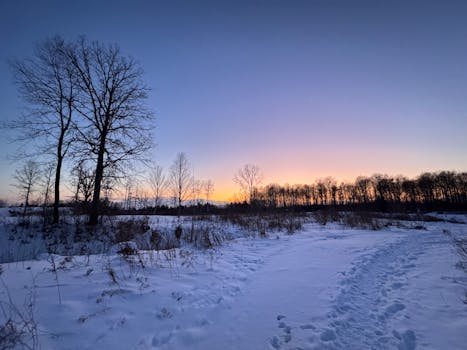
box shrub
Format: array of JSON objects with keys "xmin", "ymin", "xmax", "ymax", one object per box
[
  {"xmin": 150, "ymin": 230, "xmax": 162, "ymax": 250},
  {"xmin": 0, "ymin": 269, "xmax": 38, "ymax": 350},
  {"xmin": 148, "ymin": 229, "xmax": 180, "ymax": 251},
  {"xmin": 117, "ymin": 242, "xmax": 138, "ymax": 256},
  {"xmin": 340, "ymin": 212, "xmax": 382, "ymax": 230},
  {"xmin": 114, "ymin": 217, "xmax": 150, "ymax": 243},
  {"xmin": 312, "ymin": 210, "xmax": 342, "ymax": 226},
  {"xmin": 443, "ymin": 229, "xmax": 467, "ymax": 303},
  {"xmin": 220, "ymin": 212, "xmax": 303, "ymax": 236},
  {"xmin": 174, "ymin": 225, "xmax": 182, "ymax": 241}
]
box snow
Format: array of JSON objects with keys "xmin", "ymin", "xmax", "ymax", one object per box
[{"xmin": 1, "ymin": 216, "xmax": 466, "ymax": 349}]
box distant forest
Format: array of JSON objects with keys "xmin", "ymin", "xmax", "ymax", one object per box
[
  {"xmin": 97, "ymin": 171, "xmax": 467, "ymax": 216},
  {"xmin": 238, "ymin": 171, "xmax": 467, "ymax": 213}
]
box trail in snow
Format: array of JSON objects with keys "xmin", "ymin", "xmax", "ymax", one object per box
[
  {"xmin": 264, "ymin": 226, "xmax": 467, "ymax": 350},
  {"xmin": 178, "ymin": 224, "xmax": 466, "ymax": 350},
  {"xmin": 169, "ymin": 226, "xmax": 407, "ymax": 350},
  {"xmin": 320, "ymin": 233, "xmax": 422, "ymax": 350}
]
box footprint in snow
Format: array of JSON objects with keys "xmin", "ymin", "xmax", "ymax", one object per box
[
  {"xmin": 384, "ymin": 302, "xmax": 405, "ymax": 316},
  {"xmin": 156, "ymin": 307, "xmax": 173, "ymax": 320},
  {"xmin": 270, "ymin": 336, "xmax": 281, "ymax": 349},
  {"xmin": 403, "ymin": 263, "xmax": 416, "ymax": 269},
  {"xmin": 270, "ymin": 315, "xmax": 293, "ymax": 347},
  {"xmin": 299, "ymin": 324, "xmax": 316, "ymax": 330},
  {"xmin": 151, "ymin": 331, "xmax": 172, "ymax": 347},
  {"xmin": 320, "ymin": 329, "xmax": 336, "ymax": 342},
  {"xmin": 393, "ymin": 329, "xmax": 417, "ymax": 350},
  {"xmin": 390, "ymin": 282, "xmax": 405, "ymax": 290}
]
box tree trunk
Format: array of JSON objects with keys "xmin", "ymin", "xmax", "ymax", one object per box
[
  {"xmin": 89, "ymin": 139, "xmax": 106, "ymax": 225},
  {"xmin": 178, "ymin": 191, "xmax": 182, "ymax": 217},
  {"xmin": 53, "ymin": 154, "xmax": 62, "ymax": 224},
  {"xmin": 23, "ymin": 186, "xmax": 30, "ymax": 216}
]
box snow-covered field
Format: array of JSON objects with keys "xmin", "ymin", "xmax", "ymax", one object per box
[{"xmin": 1, "ymin": 214, "xmax": 466, "ymax": 349}]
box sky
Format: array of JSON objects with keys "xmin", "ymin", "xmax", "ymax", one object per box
[{"xmin": 0, "ymin": 0, "xmax": 466, "ymax": 202}]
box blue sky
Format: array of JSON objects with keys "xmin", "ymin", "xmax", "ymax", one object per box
[{"xmin": 1, "ymin": 0, "xmax": 466, "ymax": 201}]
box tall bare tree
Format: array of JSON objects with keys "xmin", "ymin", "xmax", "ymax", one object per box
[
  {"xmin": 192, "ymin": 179, "xmax": 203, "ymax": 205},
  {"xmin": 147, "ymin": 165, "xmax": 167, "ymax": 210},
  {"xmin": 123, "ymin": 177, "xmax": 135, "ymax": 210},
  {"xmin": 13, "ymin": 160, "xmax": 41, "ymax": 215},
  {"xmin": 203, "ymin": 179, "xmax": 214, "ymax": 204},
  {"xmin": 233, "ymin": 164, "xmax": 263, "ymax": 203},
  {"xmin": 169, "ymin": 152, "xmax": 192, "ymax": 212},
  {"xmin": 9, "ymin": 36, "xmax": 77, "ymax": 224},
  {"xmin": 67, "ymin": 38, "xmax": 154, "ymax": 225}
]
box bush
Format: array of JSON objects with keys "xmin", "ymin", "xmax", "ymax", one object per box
[
  {"xmin": 148, "ymin": 228, "xmax": 180, "ymax": 251},
  {"xmin": 174, "ymin": 225, "xmax": 182, "ymax": 241},
  {"xmin": 312, "ymin": 209, "xmax": 342, "ymax": 226},
  {"xmin": 150, "ymin": 230, "xmax": 163, "ymax": 250},
  {"xmin": 183, "ymin": 220, "xmax": 228, "ymax": 249},
  {"xmin": 443, "ymin": 229, "xmax": 467, "ymax": 303},
  {"xmin": 340, "ymin": 212, "xmax": 382, "ymax": 230},
  {"xmin": 0, "ymin": 269, "xmax": 38, "ymax": 350},
  {"xmin": 117, "ymin": 242, "xmax": 138, "ymax": 256},
  {"xmin": 114, "ymin": 217, "xmax": 150, "ymax": 243},
  {"xmin": 220, "ymin": 212, "xmax": 303, "ymax": 236}
]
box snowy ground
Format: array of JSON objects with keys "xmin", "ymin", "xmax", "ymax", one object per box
[{"xmin": 1, "ymin": 216, "xmax": 466, "ymax": 349}]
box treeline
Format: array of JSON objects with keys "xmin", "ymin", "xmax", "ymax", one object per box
[
  {"xmin": 67, "ymin": 170, "xmax": 467, "ymax": 216},
  {"xmin": 235, "ymin": 171, "xmax": 467, "ymax": 212}
]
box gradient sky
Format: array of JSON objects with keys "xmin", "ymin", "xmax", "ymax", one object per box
[{"xmin": 1, "ymin": 0, "xmax": 466, "ymax": 201}]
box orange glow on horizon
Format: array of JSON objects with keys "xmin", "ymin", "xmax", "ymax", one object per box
[{"xmin": 209, "ymin": 165, "xmax": 467, "ymax": 202}]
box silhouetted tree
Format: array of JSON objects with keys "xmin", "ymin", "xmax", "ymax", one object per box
[
  {"xmin": 203, "ymin": 179, "xmax": 214, "ymax": 204},
  {"xmin": 147, "ymin": 165, "xmax": 168, "ymax": 210},
  {"xmin": 192, "ymin": 179, "xmax": 203, "ymax": 205},
  {"xmin": 67, "ymin": 38, "xmax": 153, "ymax": 225},
  {"xmin": 233, "ymin": 164, "xmax": 263, "ymax": 203},
  {"xmin": 13, "ymin": 160, "xmax": 41, "ymax": 215},
  {"xmin": 417, "ymin": 173, "xmax": 435, "ymax": 203},
  {"xmin": 9, "ymin": 36, "xmax": 77, "ymax": 224},
  {"xmin": 39, "ymin": 162, "xmax": 54, "ymax": 225},
  {"xmin": 70, "ymin": 159, "xmax": 95, "ymax": 204},
  {"xmin": 169, "ymin": 152, "xmax": 192, "ymax": 213}
]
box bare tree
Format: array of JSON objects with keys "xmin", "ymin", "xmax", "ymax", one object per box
[
  {"xmin": 70, "ymin": 160, "xmax": 95, "ymax": 204},
  {"xmin": 134, "ymin": 185, "xmax": 150, "ymax": 209},
  {"xmin": 101, "ymin": 173, "xmax": 117, "ymax": 203},
  {"xmin": 147, "ymin": 165, "xmax": 167, "ymax": 210},
  {"xmin": 9, "ymin": 36, "xmax": 77, "ymax": 224},
  {"xmin": 192, "ymin": 179, "xmax": 203, "ymax": 205},
  {"xmin": 123, "ymin": 177, "xmax": 135, "ymax": 210},
  {"xmin": 169, "ymin": 152, "xmax": 192, "ymax": 212},
  {"xmin": 203, "ymin": 179, "xmax": 214, "ymax": 204},
  {"xmin": 40, "ymin": 162, "xmax": 54, "ymax": 223},
  {"xmin": 13, "ymin": 161, "xmax": 41, "ymax": 215},
  {"xmin": 233, "ymin": 164, "xmax": 263, "ymax": 203},
  {"xmin": 40, "ymin": 163, "xmax": 54, "ymax": 206},
  {"xmin": 67, "ymin": 38, "xmax": 154, "ymax": 225}
]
